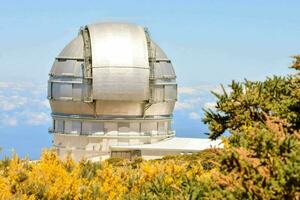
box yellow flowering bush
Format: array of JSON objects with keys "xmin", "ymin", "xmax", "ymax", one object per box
[{"xmin": 0, "ymin": 149, "xmax": 219, "ymax": 200}]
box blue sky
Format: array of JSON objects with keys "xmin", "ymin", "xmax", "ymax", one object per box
[{"xmin": 1, "ymin": 1, "xmax": 300, "ymax": 159}]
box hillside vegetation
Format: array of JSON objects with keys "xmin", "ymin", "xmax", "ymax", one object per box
[{"xmin": 0, "ymin": 57, "xmax": 299, "ymax": 200}]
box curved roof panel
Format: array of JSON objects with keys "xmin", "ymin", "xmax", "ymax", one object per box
[
  {"xmin": 88, "ymin": 23, "xmax": 150, "ymax": 100},
  {"xmin": 88, "ymin": 22, "xmax": 149, "ymax": 68}
]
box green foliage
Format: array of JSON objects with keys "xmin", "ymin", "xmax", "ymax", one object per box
[
  {"xmin": 202, "ymin": 56, "xmax": 300, "ymax": 199},
  {"xmin": 203, "ymin": 57, "xmax": 300, "ymax": 139},
  {"xmin": 161, "ymin": 149, "xmax": 221, "ymax": 170},
  {"xmin": 213, "ymin": 117, "xmax": 300, "ymax": 199}
]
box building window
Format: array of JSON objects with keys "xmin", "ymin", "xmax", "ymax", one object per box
[
  {"xmin": 82, "ymin": 121, "xmax": 104, "ymax": 135},
  {"xmin": 157, "ymin": 121, "xmax": 166, "ymax": 135},
  {"xmin": 130, "ymin": 122, "xmax": 140, "ymax": 133},
  {"xmin": 64, "ymin": 120, "xmax": 81, "ymax": 134},
  {"xmin": 52, "ymin": 83, "xmax": 72, "ymax": 100},
  {"xmin": 104, "ymin": 122, "xmax": 117, "ymax": 135},
  {"xmin": 55, "ymin": 119, "xmax": 64, "ymax": 133},
  {"xmin": 141, "ymin": 122, "xmax": 157, "ymax": 135},
  {"xmin": 118, "ymin": 122, "xmax": 130, "ymax": 133}
]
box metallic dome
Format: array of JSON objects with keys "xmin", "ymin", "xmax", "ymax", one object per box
[{"xmin": 48, "ymin": 22, "xmax": 177, "ymax": 160}]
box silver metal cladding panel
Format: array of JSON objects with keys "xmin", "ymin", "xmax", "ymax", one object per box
[
  {"xmin": 145, "ymin": 102, "xmax": 175, "ymax": 116},
  {"xmin": 164, "ymin": 85, "xmax": 177, "ymax": 101},
  {"xmin": 50, "ymin": 100, "xmax": 94, "ymax": 115},
  {"xmin": 49, "ymin": 79, "xmax": 91, "ymax": 102},
  {"xmin": 151, "ymin": 41, "xmax": 168, "ymax": 60},
  {"xmin": 150, "ymin": 40, "xmax": 177, "ymax": 106},
  {"xmin": 88, "ymin": 23, "xmax": 150, "ymax": 101},
  {"xmin": 154, "ymin": 62, "xmax": 175, "ymax": 79},
  {"xmin": 88, "ymin": 23, "xmax": 149, "ymax": 68},
  {"xmin": 52, "ymin": 83, "xmax": 72, "ymax": 99},
  {"xmin": 51, "ymin": 35, "xmax": 84, "ymax": 76},
  {"xmin": 51, "ymin": 60, "xmax": 83, "ymax": 77},
  {"xmin": 95, "ymin": 100, "xmax": 144, "ymax": 116},
  {"xmin": 152, "ymin": 85, "xmax": 164, "ymax": 102},
  {"xmin": 93, "ymin": 67, "xmax": 149, "ymax": 101},
  {"xmin": 58, "ymin": 35, "xmax": 84, "ymax": 57}
]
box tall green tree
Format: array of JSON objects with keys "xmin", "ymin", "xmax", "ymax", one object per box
[
  {"xmin": 203, "ymin": 56, "xmax": 300, "ymax": 140},
  {"xmin": 202, "ymin": 56, "xmax": 300, "ymax": 199}
]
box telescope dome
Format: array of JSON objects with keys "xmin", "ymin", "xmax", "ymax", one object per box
[{"xmin": 48, "ymin": 22, "xmax": 177, "ymax": 161}]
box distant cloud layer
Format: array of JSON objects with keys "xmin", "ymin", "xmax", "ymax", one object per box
[
  {"xmin": 175, "ymin": 84, "xmax": 224, "ymax": 113},
  {"xmin": 0, "ymin": 82, "xmax": 50, "ymax": 127},
  {"xmin": 204, "ymin": 102, "xmax": 217, "ymax": 111},
  {"xmin": 189, "ymin": 112, "xmax": 201, "ymax": 120}
]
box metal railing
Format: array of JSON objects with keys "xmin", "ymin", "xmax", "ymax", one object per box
[{"xmin": 49, "ymin": 129, "xmax": 175, "ymax": 138}]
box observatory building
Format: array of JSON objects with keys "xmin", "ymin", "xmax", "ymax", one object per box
[{"xmin": 48, "ymin": 22, "xmax": 221, "ymax": 161}]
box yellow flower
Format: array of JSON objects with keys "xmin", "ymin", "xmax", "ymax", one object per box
[
  {"xmin": 164, "ymin": 175, "xmax": 174, "ymax": 185},
  {"xmin": 0, "ymin": 176, "xmax": 12, "ymax": 199},
  {"xmin": 186, "ymin": 170, "xmax": 193, "ymax": 180}
]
